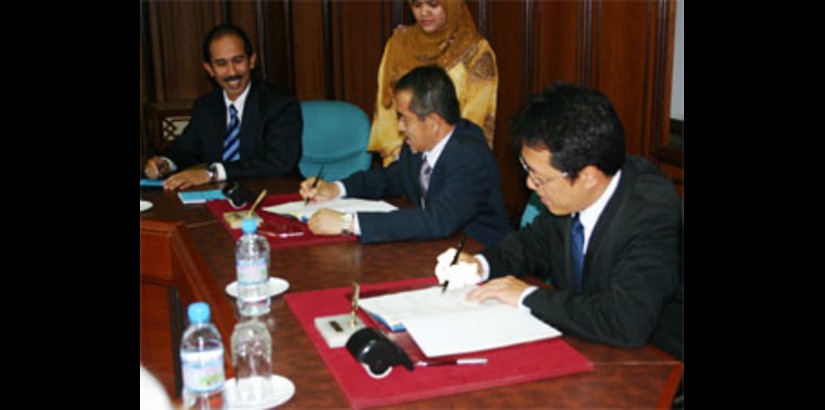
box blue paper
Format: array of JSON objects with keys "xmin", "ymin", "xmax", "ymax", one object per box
[
  {"xmin": 178, "ymin": 189, "xmax": 226, "ymax": 204},
  {"xmin": 140, "ymin": 179, "xmax": 165, "ymax": 187}
]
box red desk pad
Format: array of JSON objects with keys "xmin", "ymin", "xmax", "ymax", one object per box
[
  {"xmin": 206, "ymin": 193, "xmax": 357, "ymax": 249},
  {"xmin": 285, "ymin": 278, "xmax": 594, "ymax": 409}
]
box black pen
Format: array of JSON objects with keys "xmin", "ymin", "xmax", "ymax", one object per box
[
  {"xmin": 443, "ymin": 235, "xmax": 466, "ymax": 293},
  {"xmin": 305, "ymin": 164, "xmax": 325, "ymax": 207}
]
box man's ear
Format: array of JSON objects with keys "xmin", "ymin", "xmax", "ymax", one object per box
[
  {"xmin": 426, "ymin": 112, "xmax": 443, "ymax": 132},
  {"xmin": 202, "ymin": 62, "xmax": 215, "ymax": 77},
  {"xmin": 249, "ymin": 52, "xmax": 257, "ymax": 70},
  {"xmin": 580, "ymin": 165, "xmax": 602, "ymax": 189}
]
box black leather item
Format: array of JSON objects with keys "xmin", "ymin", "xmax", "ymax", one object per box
[
  {"xmin": 222, "ymin": 181, "xmax": 258, "ymax": 209},
  {"xmin": 346, "ymin": 328, "xmax": 413, "ymax": 377}
]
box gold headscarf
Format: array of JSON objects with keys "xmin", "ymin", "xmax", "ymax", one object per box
[{"xmin": 380, "ymin": 0, "xmax": 482, "ymax": 109}]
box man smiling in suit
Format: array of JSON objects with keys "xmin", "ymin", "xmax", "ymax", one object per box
[
  {"xmin": 144, "ymin": 24, "xmax": 302, "ymax": 190},
  {"xmin": 299, "ymin": 65, "xmax": 511, "ymax": 246}
]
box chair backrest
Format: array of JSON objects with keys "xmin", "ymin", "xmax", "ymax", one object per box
[
  {"xmin": 299, "ymin": 100, "xmax": 372, "ymax": 181},
  {"xmin": 520, "ymin": 191, "xmax": 547, "ymax": 227}
]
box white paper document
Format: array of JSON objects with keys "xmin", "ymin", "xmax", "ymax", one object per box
[
  {"xmin": 262, "ymin": 198, "xmax": 398, "ymax": 221},
  {"xmin": 359, "ymin": 286, "xmax": 562, "ymax": 358}
]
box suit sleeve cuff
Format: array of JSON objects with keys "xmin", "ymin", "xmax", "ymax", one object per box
[
  {"xmin": 210, "ymin": 162, "xmax": 227, "ymax": 181},
  {"xmin": 475, "ymin": 254, "xmax": 491, "ymax": 281},
  {"xmin": 161, "ymin": 156, "xmax": 178, "ymax": 172},
  {"xmin": 518, "ymin": 286, "xmax": 539, "ymax": 313},
  {"xmin": 334, "ymin": 181, "xmax": 347, "ymax": 198},
  {"xmin": 352, "ymin": 213, "xmax": 362, "ymax": 236}
]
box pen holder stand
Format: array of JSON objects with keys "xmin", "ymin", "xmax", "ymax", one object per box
[
  {"xmin": 314, "ymin": 314, "xmax": 366, "ymax": 349},
  {"xmin": 346, "ymin": 328, "xmax": 413, "ymax": 379}
]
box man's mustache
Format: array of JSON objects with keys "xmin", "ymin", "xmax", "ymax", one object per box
[{"xmin": 222, "ymin": 75, "xmax": 243, "ymax": 83}]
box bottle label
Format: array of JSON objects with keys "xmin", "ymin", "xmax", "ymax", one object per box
[
  {"xmin": 181, "ymin": 348, "xmax": 225, "ymax": 393},
  {"xmin": 237, "ymin": 258, "xmax": 268, "ymax": 285}
]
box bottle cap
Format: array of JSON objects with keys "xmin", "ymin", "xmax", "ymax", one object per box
[
  {"xmin": 241, "ymin": 218, "xmax": 258, "ymax": 234},
  {"xmin": 187, "ymin": 302, "xmax": 211, "ymax": 324}
]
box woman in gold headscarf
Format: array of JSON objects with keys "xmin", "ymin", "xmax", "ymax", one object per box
[{"xmin": 367, "ymin": 0, "xmax": 498, "ymax": 167}]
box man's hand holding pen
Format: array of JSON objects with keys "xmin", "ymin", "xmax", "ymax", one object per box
[
  {"xmin": 299, "ymin": 177, "xmax": 339, "ymax": 203},
  {"xmin": 434, "ymin": 246, "xmax": 482, "ymax": 291}
]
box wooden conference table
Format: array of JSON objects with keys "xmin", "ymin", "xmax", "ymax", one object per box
[{"xmin": 139, "ymin": 178, "xmax": 683, "ymax": 409}]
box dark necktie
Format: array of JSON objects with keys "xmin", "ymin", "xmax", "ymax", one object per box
[
  {"xmin": 570, "ymin": 213, "xmax": 584, "ymax": 293},
  {"xmin": 419, "ymin": 154, "xmax": 432, "ymax": 209},
  {"xmin": 222, "ymin": 104, "xmax": 241, "ymax": 162}
]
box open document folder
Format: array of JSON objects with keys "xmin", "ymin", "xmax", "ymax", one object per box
[
  {"xmin": 359, "ymin": 286, "xmax": 562, "ymax": 358},
  {"xmin": 262, "ymin": 198, "xmax": 397, "ymax": 221}
]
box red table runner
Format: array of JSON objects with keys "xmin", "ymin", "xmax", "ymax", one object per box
[
  {"xmin": 206, "ymin": 193, "xmax": 357, "ymax": 249},
  {"xmin": 285, "ymin": 277, "xmax": 594, "ymax": 409}
]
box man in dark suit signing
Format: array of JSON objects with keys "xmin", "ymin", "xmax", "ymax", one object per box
[
  {"xmin": 144, "ymin": 24, "xmax": 302, "ymax": 191},
  {"xmin": 442, "ymin": 83, "xmax": 682, "ymax": 360},
  {"xmin": 299, "ymin": 65, "xmax": 511, "ymax": 246}
]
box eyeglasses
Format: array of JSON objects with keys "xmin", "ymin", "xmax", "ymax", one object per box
[{"xmin": 519, "ymin": 156, "xmax": 568, "ymax": 188}]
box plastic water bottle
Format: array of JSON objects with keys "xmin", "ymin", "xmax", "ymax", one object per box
[
  {"xmin": 181, "ymin": 302, "xmax": 226, "ymax": 409},
  {"xmin": 230, "ymin": 316, "xmax": 274, "ymax": 406},
  {"xmin": 236, "ymin": 218, "xmax": 271, "ymax": 316}
]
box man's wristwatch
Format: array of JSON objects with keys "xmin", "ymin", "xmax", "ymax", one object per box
[{"xmin": 341, "ymin": 213, "xmax": 354, "ymax": 235}]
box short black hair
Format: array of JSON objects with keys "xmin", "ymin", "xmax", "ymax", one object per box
[
  {"xmin": 510, "ymin": 82, "xmax": 625, "ymax": 178},
  {"xmin": 394, "ymin": 65, "xmax": 460, "ymax": 125},
  {"xmin": 202, "ymin": 24, "xmax": 254, "ymax": 63}
]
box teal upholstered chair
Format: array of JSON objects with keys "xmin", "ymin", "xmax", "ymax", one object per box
[
  {"xmin": 520, "ymin": 192, "xmax": 546, "ymax": 227},
  {"xmin": 299, "ymin": 100, "xmax": 372, "ymax": 181}
]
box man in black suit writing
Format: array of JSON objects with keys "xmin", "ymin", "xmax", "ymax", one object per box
[
  {"xmin": 299, "ymin": 65, "xmax": 511, "ymax": 246},
  {"xmin": 442, "ymin": 83, "xmax": 682, "ymax": 360},
  {"xmin": 144, "ymin": 24, "xmax": 302, "ymax": 190}
]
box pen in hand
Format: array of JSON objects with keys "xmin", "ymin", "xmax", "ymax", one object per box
[
  {"xmin": 442, "ymin": 235, "xmax": 466, "ymax": 294},
  {"xmin": 305, "ymin": 165, "xmax": 325, "ymax": 207}
]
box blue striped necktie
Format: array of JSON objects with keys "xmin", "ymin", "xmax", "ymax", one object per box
[
  {"xmin": 570, "ymin": 213, "xmax": 584, "ymax": 293},
  {"xmin": 222, "ymin": 104, "xmax": 241, "ymax": 162}
]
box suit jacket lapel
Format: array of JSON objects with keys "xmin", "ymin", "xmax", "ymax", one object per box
[
  {"xmin": 208, "ymin": 92, "xmax": 227, "ymax": 162},
  {"xmin": 212, "ymin": 92, "xmax": 227, "ymax": 140},
  {"xmin": 411, "ymin": 151, "xmax": 424, "ymax": 206},
  {"xmin": 584, "ymin": 161, "xmax": 634, "ymax": 272},
  {"xmin": 425, "ymin": 126, "xmax": 460, "ymax": 199},
  {"xmin": 236, "ymin": 82, "xmax": 260, "ymax": 159}
]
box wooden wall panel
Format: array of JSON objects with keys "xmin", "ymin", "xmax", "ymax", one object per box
[
  {"xmin": 532, "ymin": 0, "xmax": 580, "ymax": 90},
  {"xmin": 487, "ymin": 0, "xmax": 531, "ymax": 219},
  {"xmin": 331, "ymin": 1, "xmax": 390, "ymax": 115},
  {"xmin": 291, "ymin": 0, "xmax": 327, "ymax": 100},
  {"xmin": 260, "ymin": 1, "xmax": 294, "ymax": 93},
  {"xmin": 146, "ymin": 0, "xmax": 223, "ymax": 102},
  {"xmin": 589, "ymin": 0, "xmax": 657, "ymax": 158}
]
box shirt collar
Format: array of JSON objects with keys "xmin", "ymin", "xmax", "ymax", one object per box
[
  {"xmin": 421, "ymin": 127, "xmax": 455, "ymax": 168},
  {"xmin": 223, "ymin": 81, "xmax": 252, "ymax": 123},
  {"xmin": 577, "ymin": 170, "xmax": 622, "ymax": 251}
]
